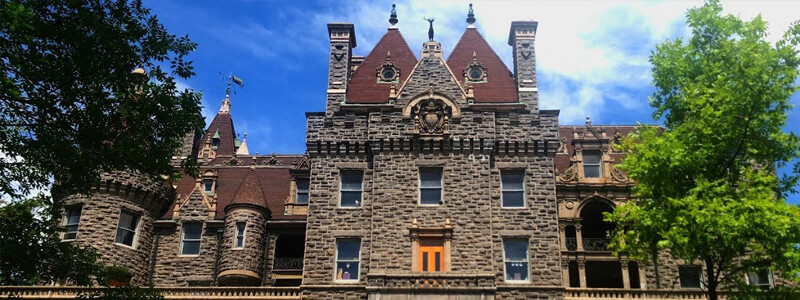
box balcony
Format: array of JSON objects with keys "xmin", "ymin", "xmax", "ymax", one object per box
[
  {"xmin": 0, "ymin": 286, "xmax": 301, "ymax": 299},
  {"xmin": 565, "ymin": 288, "xmax": 726, "ymax": 300},
  {"xmin": 564, "ymin": 237, "xmax": 611, "ymax": 251},
  {"xmin": 273, "ymin": 257, "xmax": 303, "ymax": 271}
]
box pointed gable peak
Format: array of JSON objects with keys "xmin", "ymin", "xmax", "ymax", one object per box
[
  {"xmin": 346, "ymin": 28, "xmax": 417, "ymax": 104},
  {"xmin": 447, "ymin": 27, "xmax": 518, "ymax": 103},
  {"xmin": 228, "ymin": 168, "xmax": 269, "ymax": 211}
]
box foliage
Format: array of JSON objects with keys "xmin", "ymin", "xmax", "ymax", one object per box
[
  {"xmin": 607, "ymin": 1, "xmax": 800, "ymax": 299},
  {"xmin": 0, "ymin": 0, "xmax": 204, "ymax": 199},
  {"xmin": 729, "ymin": 284, "xmax": 800, "ymax": 300},
  {"xmin": 0, "ymin": 196, "xmax": 103, "ymax": 285}
]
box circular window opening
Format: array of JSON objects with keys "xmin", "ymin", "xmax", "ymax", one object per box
[
  {"xmin": 381, "ymin": 68, "xmax": 396, "ymax": 80},
  {"xmin": 468, "ymin": 67, "xmax": 483, "ymax": 80}
]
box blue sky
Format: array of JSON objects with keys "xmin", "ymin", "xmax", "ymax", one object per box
[{"xmin": 144, "ymin": 0, "xmax": 800, "ymax": 203}]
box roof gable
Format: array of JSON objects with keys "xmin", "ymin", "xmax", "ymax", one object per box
[
  {"xmin": 202, "ymin": 112, "xmax": 237, "ymax": 156},
  {"xmin": 447, "ymin": 28, "xmax": 518, "ymax": 103},
  {"xmin": 346, "ymin": 29, "xmax": 417, "ymax": 104}
]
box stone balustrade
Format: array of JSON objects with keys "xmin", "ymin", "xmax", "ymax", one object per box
[
  {"xmin": 565, "ymin": 288, "xmax": 726, "ymax": 300},
  {"xmin": 367, "ymin": 272, "xmax": 496, "ymax": 289},
  {"xmin": 0, "ymin": 286, "xmax": 301, "ymax": 299}
]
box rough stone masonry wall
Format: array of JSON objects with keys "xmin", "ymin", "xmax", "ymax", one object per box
[
  {"xmin": 152, "ymin": 191, "xmax": 218, "ymax": 286},
  {"xmin": 59, "ymin": 171, "xmax": 172, "ymax": 286},
  {"xmin": 218, "ymin": 207, "xmax": 268, "ymax": 282}
]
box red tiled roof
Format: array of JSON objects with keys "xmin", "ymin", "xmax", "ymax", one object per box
[
  {"xmin": 346, "ymin": 29, "xmax": 417, "ymax": 104},
  {"xmin": 230, "ymin": 168, "xmax": 269, "ymax": 210},
  {"xmin": 165, "ymin": 164, "xmax": 302, "ymax": 220},
  {"xmin": 201, "ymin": 112, "xmax": 237, "ymax": 156},
  {"xmin": 447, "ymin": 28, "xmax": 518, "ymax": 103}
]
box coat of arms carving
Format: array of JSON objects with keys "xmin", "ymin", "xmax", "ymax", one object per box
[{"xmin": 412, "ymin": 100, "xmax": 451, "ymax": 135}]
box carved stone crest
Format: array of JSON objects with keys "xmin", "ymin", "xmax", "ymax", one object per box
[{"xmin": 412, "ymin": 100, "xmax": 451, "ymax": 135}]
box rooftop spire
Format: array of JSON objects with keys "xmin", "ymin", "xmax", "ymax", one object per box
[
  {"xmin": 466, "ymin": 3, "xmax": 476, "ymax": 27},
  {"xmin": 236, "ymin": 133, "xmax": 249, "ymax": 156},
  {"xmin": 389, "ymin": 4, "xmax": 398, "ymax": 27},
  {"xmin": 219, "ymin": 93, "xmax": 231, "ymax": 113}
]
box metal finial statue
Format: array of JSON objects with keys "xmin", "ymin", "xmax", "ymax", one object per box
[
  {"xmin": 424, "ymin": 17, "xmax": 435, "ymax": 41},
  {"xmin": 466, "ymin": 3, "xmax": 475, "ymax": 25},
  {"xmin": 389, "ymin": 4, "xmax": 398, "ymax": 26}
]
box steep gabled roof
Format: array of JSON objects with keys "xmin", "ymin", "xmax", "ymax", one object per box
[
  {"xmin": 201, "ymin": 100, "xmax": 237, "ymax": 156},
  {"xmin": 346, "ymin": 28, "xmax": 417, "ymax": 104},
  {"xmin": 229, "ymin": 168, "xmax": 269, "ymax": 210},
  {"xmin": 447, "ymin": 28, "xmax": 518, "ymax": 103}
]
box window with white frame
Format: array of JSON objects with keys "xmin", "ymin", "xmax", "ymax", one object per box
[
  {"xmin": 419, "ymin": 168, "xmax": 443, "ymax": 205},
  {"xmin": 296, "ymin": 178, "xmax": 309, "ymax": 204},
  {"xmin": 340, "ymin": 171, "xmax": 363, "ymax": 208},
  {"xmin": 115, "ymin": 210, "xmax": 139, "ymax": 247},
  {"xmin": 747, "ymin": 270, "xmax": 773, "ymax": 290},
  {"xmin": 503, "ymin": 239, "xmax": 530, "ymax": 282},
  {"xmin": 63, "ymin": 206, "xmax": 82, "ymax": 240},
  {"xmin": 335, "ymin": 239, "xmax": 361, "ymax": 281},
  {"xmin": 583, "ymin": 150, "xmax": 602, "ymax": 178},
  {"xmin": 679, "ymin": 265, "xmax": 702, "ymax": 288},
  {"xmin": 181, "ymin": 223, "xmax": 202, "ymax": 255},
  {"xmin": 501, "ymin": 171, "xmax": 525, "ymax": 207},
  {"xmin": 234, "ymin": 222, "xmax": 246, "ymax": 248},
  {"xmin": 203, "ymin": 179, "xmax": 214, "ymax": 195}
]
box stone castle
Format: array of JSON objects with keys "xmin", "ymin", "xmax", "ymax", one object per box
[{"xmin": 46, "ymin": 4, "xmax": 783, "ymax": 300}]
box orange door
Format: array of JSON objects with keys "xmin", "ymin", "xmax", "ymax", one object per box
[{"xmin": 418, "ymin": 238, "xmax": 444, "ymax": 272}]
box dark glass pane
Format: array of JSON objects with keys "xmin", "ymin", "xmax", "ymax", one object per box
[
  {"xmin": 629, "ymin": 262, "xmax": 641, "ymax": 289},
  {"xmin": 296, "ymin": 193, "xmax": 309, "ymax": 204},
  {"xmin": 119, "ymin": 212, "xmax": 138, "ymax": 230},
  {"xmin": 337, "ymin": 240, "xmax": 360, "ymax": 260},
  {"xmin": 504, "ymin": 240, "xmax": 528, "ymax": 260},
  {"xmin": 435, "ymin": 252, "xmax": 441, "ymax": 272},
  {"xmin": 64, "ymin": 231, "xmax": 77, "ymax": 240},
  {"xmin": 679, "ymin": 266, "xmax": 701, "ymax": 288},
  {"xmin": 340, "ymin": 191, "xmax": 362, "ymax": 207},
  {"xmin": 182, "ymin": 241, "xmax": 200, "ymax": 255},
  {"xmin": 419, "ymin": 170, "xmax": 442, "ymax": 188},
  {"xmin": 584, "ymin": 151, "xmax": 601, "ymax": 164},
  {"xmin": 67, "ymin": 208, "xmax": 81, "ymax": 224},
  {"xmin": 420, "ymin": 189, "xmax": 441, "ymax": 205},
  {"xmin": 502, "ymin": 191, "xmax": 525, "ymax": 207},
  {"xmin": 236, "ymin": 236, "xmax": 244, "ymax": 248},
  {"xmin": 505, "ymin": 262, "xmax": 529, "ymax": 281},
  {"xmin": 183, "ymin": 224, "xmax": 202, "ymax": 239},
  {"xmin": 236, "ymin": 222, "xmax": 245, "ymax": 235},
  {"xmin": 116, "ymin": 229, "xmax": 134, "ymax": 246},
  {"xmin": 203, "ymin": 180, "xmax": 213, "ymax": 192},
  {"xmin": 341, "ymin": 172, "xmax": 363, "ymax": 190},
  {"xmin": 422, "ymin": 253, "xmax": 429, "ymax": 271},
  {"xmin": 502, "ymin": 173, "xmax": 524, "ymax": 190},
  {"xmin": 296, "ymin": 178, "xmax": 309, "ymax": 192},
  {"xmin": 335, "ymin": 262, "xmax": 359, "ymax": 280},
  {"xmin": 584, "ymin": 166, "xmax": 601, "ymax": 178},
  {"xmin": 66, "ymin": 224, "xmax": 78, "ymax": 234}
]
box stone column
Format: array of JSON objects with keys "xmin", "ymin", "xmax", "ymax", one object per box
[
  {"xmin": 558, "ymin": 223, "xmax": 567, "ymax": 250},
  {"xmin": 639, "ymin": 263, "xmax": 648, "ymax": 289},
  {"xmin": 620, "ymin": 259, "xmax": 630, "ymax": 289},
  {"xmin": 578, "ymin": 259, "xmax": 587, "ymax": 288},
  {"xmin": 561, "ymin": 259, "xmax": 571, "ymax": 287},
  {"xmin": 575, "ymin": 222, "xmax": 584, "ymax": 251}
]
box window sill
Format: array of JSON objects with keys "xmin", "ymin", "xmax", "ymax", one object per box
[
  {"xmin": 232, "ymin": 247, "xmax": 245, "ymax": 251},
  {"xmin": 333, "ymin": 280, "xmax": 361, "ymax": 284},
  {"xmin": 504, "ymin": 280, "xmax": 532, "ymax": 284},
  {"xmin": 337, "ymin": 206, "xmax": 363, "ymax": 209},
  {"xmin": 500, "ymin": 206, "xmax": 527, "ymax": 209},
  {"xmin": 114, "ymin": 242, "xmax": 136, "ymax": 250},
  {"xmin": 178, "ymin": 254, "xmax": 201, "ymax": 257}
]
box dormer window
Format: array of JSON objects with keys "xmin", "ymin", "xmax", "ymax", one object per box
[
  {"xmin": 380, "ymin": 67, "xmax": 396, "ymax": 81},
  {"xmin": 211, "ymin": 138, "xmax": 219, "ymax": 149},
  {"xmin": 376, "ymin": 52, "xmax": 399, "ymax": 83},
  {"xmin": 464, "ymin": 52, "xmax": 488, "ymax": 83},
  {"xmin": 583, "ymin": 150, "xmax": 602, "ymax": 178}
]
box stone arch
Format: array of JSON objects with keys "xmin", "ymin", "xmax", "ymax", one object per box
[
  {"xmin": 402, "ymin": 92, "xmax": 461, "ymax": 117},
  {"xmin": 576, "ymin": 195, "xmax": 615, "ymax": 216},
  {"xmin": 578, "ymin": 197, "xmax": 615, "ymax": 240}
]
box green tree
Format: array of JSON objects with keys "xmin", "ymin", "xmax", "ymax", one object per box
[
  {"xmin": 1, "ymin": 0, "xmax": 204, "ymax": 199},
  {"xmin": 607, "ymin": 1, "xmax": 800, "ymax": 300}
]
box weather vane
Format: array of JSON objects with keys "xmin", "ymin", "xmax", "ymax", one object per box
[{"xmin": 424, "ymin": 17, "xmax": 435, "ymax": 41}]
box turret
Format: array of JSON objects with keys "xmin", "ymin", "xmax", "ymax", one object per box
[{"xmin": 216, "ymin": 167, "xmax": 270, "ymax": 286}]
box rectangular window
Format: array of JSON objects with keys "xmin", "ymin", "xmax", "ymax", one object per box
[
  {"xmin": 583, "ymin": 151, "xmax": 602, "ymax": 178},
  {"xmin": 234, "ymin": 222, "xmax": 246, "ymax": 248},
  {"xmin": 503, "ymin": 239, "xmax": 530, "ymax": 282},
  {"xmin": 747, "ymin": 270, "xmax": 773, "ymax": 290},
  {"xmin": 181, "ymin": 223, "xmax": 202, "ymax": 255},
  {"xmin": 419, "ymin": 168, "xmax": 443, "ymax": 205},
  {"xmin": 340, "ymin": 171, "xmax": 363, "ymax": 207},
  {"xmin": 501, "ymin": 171, "xmax": 525, "ymax": 207},
  {"xmin": 679, "ymin": 266, "xmax": 702, "ymax": 288},
  {"xmin": 63, "ymin": 206, "xmax": 82, "ymax": 240},
  {"xmin": 296, "ymin": 178, "xmax": 309, "ymax": 204},
  {"xmin": 115, "ymin": 211, "xmax": 139, "ymax": 247},
  {"xmin": 418, "ymin": 238, "xmax": 445, "ymax": 272},
  {"xmin": 203, "ymin": 179, "xmax": 214, "ymax": 195},
  {"xmin": 335, "ymin": 239, "xmax": 361, "ymax": 281}
]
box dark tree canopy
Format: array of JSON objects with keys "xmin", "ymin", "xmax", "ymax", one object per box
[{"xmin": 0, "ymin": 0, "xmax": 204, "ymax": 199}]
